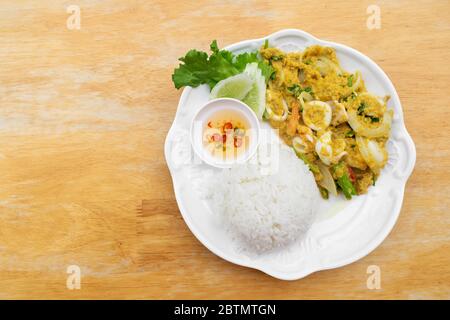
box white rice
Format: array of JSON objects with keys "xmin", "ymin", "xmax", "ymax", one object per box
[{"xmin": 205, "ymin": 143, "xmax": 320, "ymax": 252}]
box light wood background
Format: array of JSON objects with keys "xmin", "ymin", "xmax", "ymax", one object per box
[{"xmin": 0, "ymin": 0, "xmax": 449, "ymax": 299}]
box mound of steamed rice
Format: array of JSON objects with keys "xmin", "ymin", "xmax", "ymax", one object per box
[{"xmin": 206, "ymin": 144, "xmax": 320, "ymax": 252}]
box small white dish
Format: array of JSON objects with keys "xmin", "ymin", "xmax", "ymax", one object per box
[
  {"xmin": 165, "ymin": 29, "xmax": 416, "ymax": 280},
  {"xmin": 190, "ymin": 98, "xmax": 260, "ymax": 168}
]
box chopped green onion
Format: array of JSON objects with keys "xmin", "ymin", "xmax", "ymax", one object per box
[
  {"xmin": 319, "ymin": 187, "xmax": 329, "ymax": 199},
  {"xmin": 345, "ymin": 130, "xmax": 355, "ymax": 138},
  {"xmin": 295, "ymin": 151, "xmax": 320, "ymax": 174},
  {"xmin": 347, "ymin": 74, "xmax": 354, "ymax": 87},
  {"xmin": 333, "ymin": 163, "xmax": 357, "ymax": 200},
  {"xmin": 357, "ymin": 102, "xmax": 366, "ymax": 115},
  {"xmin": 287, "ymin": 84, "xmax": 313, "ymax": 98}
]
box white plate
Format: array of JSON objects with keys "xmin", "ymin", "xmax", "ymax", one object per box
[{"xmin": 164, "ymin": 29, "xmax": 416, "ymax": 280}]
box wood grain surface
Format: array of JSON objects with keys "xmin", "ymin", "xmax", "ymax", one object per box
[{"xmin": 0, "ymin": 0, "xmax": 449, "ymax": 299}]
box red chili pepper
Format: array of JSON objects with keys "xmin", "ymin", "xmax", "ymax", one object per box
[
  {"xmin": 223, "ymin": 122, "xmax": 233, "ymax": 131},
  {"xmin": 234, "ymin": 137, "xmax": 242, "ymax": 148},
  {"xmin": 211, "ymin": 133, "xmax": 222, "ymax": 142},
  {"xmin": 207, "ymin": 121, "xmax": 212, "ymax": 128},
  {"xmin": 347, "ymin": 166, "xmax": 356, "ymax": 183},
  {"xmin": 222, "ymin": 134, "xmax": 227, "ymax": 143}
]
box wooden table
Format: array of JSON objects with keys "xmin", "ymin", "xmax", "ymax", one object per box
[{"xmin": 0, "ymin": 0, "xmax": 449, "ymax": 299}]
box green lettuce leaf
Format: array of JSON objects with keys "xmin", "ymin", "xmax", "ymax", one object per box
[
  {"xmin": 172, "ymin": 40, "xmax": 274, "ymax": 89},
  {"xmin": 172, "ymin": 50, "xmax": 210, "ymax": 89}
]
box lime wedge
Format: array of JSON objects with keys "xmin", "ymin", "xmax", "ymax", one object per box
[
  {"xmin": 243, "ymin": 63, "xmax": 266, "ymax": 120},
  {"xmin": 210, "ymin": 73, "xmax": 253, "ymax": 100}
]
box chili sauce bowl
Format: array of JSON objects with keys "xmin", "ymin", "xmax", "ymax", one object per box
[{"xmin": 190, "ymin": 98, "xmax": 261, "ymax": 168}]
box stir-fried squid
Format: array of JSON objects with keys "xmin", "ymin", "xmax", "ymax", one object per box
[{"xmin": 260, "ymin": 44, "xmax": 393, "ymax": 199}]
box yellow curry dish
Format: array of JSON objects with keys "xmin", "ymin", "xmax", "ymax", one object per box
[
  {"xmin": 172, "ymin": 40, "xmax": 394, "ymax": 200},
  {"xmin": 260, "ymin": 45, "xmax": 393, "ymax": 199}
]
